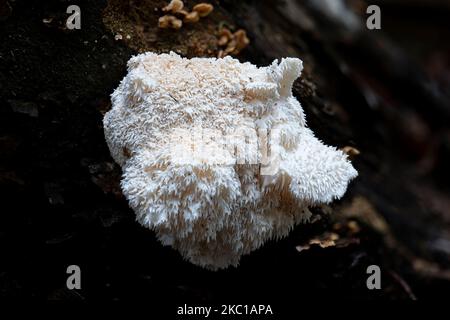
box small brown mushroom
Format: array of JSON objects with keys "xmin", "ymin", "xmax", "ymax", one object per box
[
  {"xmin": 217, "ymin": 28, "xmax": 233, "ymax": 46},
  {"xmin": 217, "ymin": 35, "xmax": 229, "ymax": 46},
  {"xmin": 217, "ymin": 50, "xmax": 225, "ymax": 58},
  {"xmin": 219, "ymin": 27, "xmax": 233, "ymax": 39},
  {"xmin": 162, "ymin": 0, "xmax": 184, "ymax": 13},
  {"xmin": 192, "ymin": 3, "xmax": 214, "ymax": 17},
  {"xmin": 341, "ymin": 146, "xmax": 361, "ymax": 158},
  {"xmin": 224, "ymin": 39, "xmax": 237, "ymax": 54},
  {"xmin": 158, "ymin": 15, "xmax": 183, "ymax": 29},
  {"xmin": 184, "ymin": 11, "xmax": 200, "ymax": 23},
  {"xmin": 171, "ymin": 18, "xmax": 183, "ymax": 29}
]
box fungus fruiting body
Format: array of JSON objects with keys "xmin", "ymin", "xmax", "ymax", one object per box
[
  {"xmin": 103, "ymin": 52, "xmax": 357, "ymax": 270},
  {"xmin": 158, "ymin": 1, "xmax": 213, "ymax": 29}
]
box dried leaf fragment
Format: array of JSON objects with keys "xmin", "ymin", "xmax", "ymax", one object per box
[{"xmin": 183, "ymin": 11, "xmax": 200, "ymax": 23}]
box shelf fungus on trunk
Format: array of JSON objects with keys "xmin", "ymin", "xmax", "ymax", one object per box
[{"xmin": 103, "ymin": 52, "xmax": 358, "ymax": 270}]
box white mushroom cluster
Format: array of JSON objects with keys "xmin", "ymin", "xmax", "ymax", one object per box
[{"xmin": 103, "ymin": 52, "xmax": 357, "ymax": 270}]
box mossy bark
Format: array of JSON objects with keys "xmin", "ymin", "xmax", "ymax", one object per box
[{"xmin": 1, "ymin": 0, "xmax": 450, "ymax": 301}]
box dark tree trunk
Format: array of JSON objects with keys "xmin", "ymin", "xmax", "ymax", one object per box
[{"xmin": 1, "ymin": 0, "xmax": 450, "ymax": 303}]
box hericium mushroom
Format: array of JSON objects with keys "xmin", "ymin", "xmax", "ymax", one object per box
[{"xmin": 103, "ymin": 52, "xmax": 357, "ymax": 270}]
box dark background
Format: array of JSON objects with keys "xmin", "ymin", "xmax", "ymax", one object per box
[{"xmin": 1, "ymin": 0, "xmax": 450, "ymax": 306}]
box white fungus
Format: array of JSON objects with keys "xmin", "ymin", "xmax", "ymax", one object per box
[{"xmin": 103, "ymin": 52, "xmax": 358, "ymax": 270}]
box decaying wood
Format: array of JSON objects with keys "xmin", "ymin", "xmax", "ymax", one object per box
[{"xmin": 1, "ymin": 0, "xmax": 449, "ymax": 301}]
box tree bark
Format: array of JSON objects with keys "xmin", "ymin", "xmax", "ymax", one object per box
[{"xmin": 1, "ymin": 0, "xmax": 449, "ymax": 301}]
